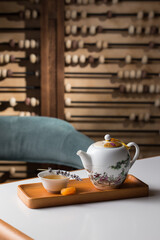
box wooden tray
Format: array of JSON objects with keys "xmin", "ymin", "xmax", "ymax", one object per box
[{"xmin": 17, "ymin": 175, "xmax": 149, "ymax": 209}]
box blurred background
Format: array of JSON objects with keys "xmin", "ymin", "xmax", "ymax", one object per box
[{"xmin": 0, "ymin": 0, "xmax": 160, "ymax": 182}]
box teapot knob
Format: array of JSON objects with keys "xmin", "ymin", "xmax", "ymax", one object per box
[{"xmin": 104, "ymin": 134, "xmax": 111, "ymax": 141}]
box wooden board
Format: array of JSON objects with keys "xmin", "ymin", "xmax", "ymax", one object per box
[{"xmin": 17, "ymin": 175, "xmax": 149, "ymax": 209}]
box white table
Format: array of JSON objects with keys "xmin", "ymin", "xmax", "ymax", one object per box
[{"xmin": 0, "ymin": 156, "xmax": 160, "ymax": 240}]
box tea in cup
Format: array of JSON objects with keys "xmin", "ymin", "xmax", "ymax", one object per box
[{"xmin": 38, "ymin": 170, "xmax": 69, "ymax": 193}]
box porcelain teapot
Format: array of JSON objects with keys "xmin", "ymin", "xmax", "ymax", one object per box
[{"xmin": 77, "ymin": 134, "xmax": 139, "ymax": 190}]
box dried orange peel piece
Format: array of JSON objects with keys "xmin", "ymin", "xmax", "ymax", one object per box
[{"xmin": 61, "ymin": 187, "xmax": 76, "ymax": 196}]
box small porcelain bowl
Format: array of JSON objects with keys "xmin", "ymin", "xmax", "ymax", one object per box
[{"xmin": 38, "ymin": 170, "xmax": 69, "ymax": 193}]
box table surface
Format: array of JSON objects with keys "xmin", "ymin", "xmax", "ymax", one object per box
[{"xmin": 0, "ymin": 156, "xmax": 160, "ymax": 240}]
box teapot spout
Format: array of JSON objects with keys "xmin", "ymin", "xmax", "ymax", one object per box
[{"xmin": 77, "ymin": 150, "xmax": 92, "ymax": 172}]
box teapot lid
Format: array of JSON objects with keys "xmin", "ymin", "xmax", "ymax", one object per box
[{"xmin": 94, "ymin": 134, "xmax": 129, "ymax": 149}]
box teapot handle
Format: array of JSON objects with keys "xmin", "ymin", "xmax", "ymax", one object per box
[{"xmin": 127, "ymin": 142, "xmax": 140, "ymax": 168}]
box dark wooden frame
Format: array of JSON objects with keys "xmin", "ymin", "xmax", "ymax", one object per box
[
  {"xmin": 57, "ymin": 0, "xmax": 65, "ymax": 119},
  {"xmin": 40, "ymin": 0, "xmax": 64, "ymax": 119},
  {"xmin": 27, "ymin": 1, "xmax": 65, "ymax": 180}
]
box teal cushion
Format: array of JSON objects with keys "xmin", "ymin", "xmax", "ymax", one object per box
[{"xmin": 0, "ymin": 116, "xmax": 94, "ymax": 169}]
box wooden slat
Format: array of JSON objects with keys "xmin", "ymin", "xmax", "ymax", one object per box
[
  {"xmin": 65, "ymin": 34, "xmax": 160, "ymax": 44},
  {"xmin": 91, "ymin": 134, "xmax": 160, "ymax": 145},
  {"xmin": 64, "ymin": 93, "xmax": 158, "ymax": 104},
  {"xmin": 65, "ymin": 107, "xmax": 160, "ymax": 115},
  {"xmin": 40, "ymin": 0, "xmax": 57, "ymax": 117},
  {"xmin": 0, "ymin": 79, "xmax": 40, "ymax": 87},
  {"xmin": 71, "ymin": 122, "xmax": 160, "ymax": 131},
  {"xmin": 57, "ymin": 0, "xmax": 65, "ymax": 119},
  {"xmin": 0, "ymin": 33, "xmax": 40, "ymax": 43},
  {"xmin": 0, "ymin": 90, "xmax": 40, "ymax": 101},
  {"xmin": 65, "ymin": 64, "xmax": 160, "ymax": 73},
  {"xmin": 65, "ymin": 2, "xmax": 160, "ymax": 12}
]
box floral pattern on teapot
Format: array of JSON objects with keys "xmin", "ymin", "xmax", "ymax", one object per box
[{"xmin": 87, "ymin": 154, "xmax": 130, "ymax": 189}]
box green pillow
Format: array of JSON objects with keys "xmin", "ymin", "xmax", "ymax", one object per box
[{"xmin": 0, "ymin": 116, "xmax": 93, "ymax": 169}]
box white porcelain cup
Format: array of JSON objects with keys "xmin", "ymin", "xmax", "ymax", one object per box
[{"xmin": 38, "ymin": 170, "xmax": 69, "ymax": 193}]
